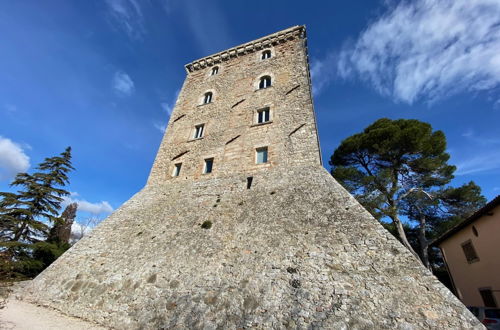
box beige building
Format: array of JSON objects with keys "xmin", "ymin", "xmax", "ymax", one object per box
[{"xmin": 435, "ymin": 195, "xmax": 500, "ymax": 307}]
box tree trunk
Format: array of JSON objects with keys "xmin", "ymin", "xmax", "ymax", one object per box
[
  {"xmin": 418, "ymin": 214, "xmax": 431, "ymax": 270},
  {"xmin": 391, "ymin": 214, "xmax": 420, "ymax": 260}
]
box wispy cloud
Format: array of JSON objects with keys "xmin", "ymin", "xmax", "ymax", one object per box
[
  {"xmin": 182, "ymin": 1, "xmax": 232, "ymax": 54},
  {"xmin": 310, "ymin": 52, "xmax": 338, "ymax": 96},
  {"xmin": 335, "ymin": 0, "xmax": 500, "ymax": 104},
  {"xmin": 0, "ymin": 136, "xmax": 30, "ymax": 181},
  {"xmin": 454, "ymin": 129, "xmax": 500, "ymax": 175},
  {"xmin": 153, "ymin": 89, "xmax": 180, "ymax": 134},
  {"xmin": 3, "ymin": 104, "xmax": 17, "ymax": 113},
  {"xmin": 113, "ymin": 71, "xmax": 135, "ymax": 96},
  {"xmin": 454, "ymin": 153, "xmax": 500, "ymax": 176},
  {"xmin": 63, "ymin": 192, "xmax": 114, "ymax": 215},
  {"xmin": 153, "ymin": 122, "xmax": 166, "ymax": 133},
  {"xmin": 105, "ymin": 0, "xmax": 145, "ymax": 39}
]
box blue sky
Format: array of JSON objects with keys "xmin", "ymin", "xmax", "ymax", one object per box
[{"xmin": 1, "ymin": 0, "xmax": 500, "ymax": 226}]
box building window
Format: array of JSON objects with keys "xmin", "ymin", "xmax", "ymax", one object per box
[
  {"xmin": 461, "ymin": 240, "xmax": 479, "ymax": 264},
  {"xmin": 172, "ymin": 163, "xmax": 182, "ymax": 177},
  {"xmin": 261, "ymin": 50, "xmax": 272, "ymax": 60},
  {"xmin": 194, "ymin": 124, "xmax": 204, "ymax": 139},
  {"xmin": 479, "ymin": 288, "xmax": 498, "ymax": 308},
  {"xmin": 203, "ymin": 92, "xmax": 213, "ymax": 104},
  {"xmin": 256, "ymin": 147, "xmax": 268, "ymax": 164},
  {"xmin": 204, "ymin": 158, "xmax": 214, "ymax": 174},
  {"xmin": 211, "ymin": 66, "xmax": 219, "ymax": 76},
  {"xmin": 257, "ymin": 108, "xmax": 270, "ymax": 124},
  {"xmin": 259, "ymin": 76, "xmax": 272, "ymax": 89}
]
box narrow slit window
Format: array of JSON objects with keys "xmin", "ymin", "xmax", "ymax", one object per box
[
  {"xmin": 211, "ymin": 66, "xmax": 219, "ymax": 76},
  {"xmin": 257, "ymin": 108, "xmax": 270, "ymax": 124},
  {"xmin": 172, "ymin": 163, "xmax": 182, "ymax": 177},
  {"xmin": 247, "ymin": 177, "xmax": 253, "ymax": 189},
  {"xmin": 261, "ymin": 50, "xmax": 272, "ymax": 60},
  {"xmin": 256, "ymin": 147, "xmax": 268, "ymax": 164},
  {"xmin": 204, "ymin": 158, "xmax": 214, "ymax": 174},
  {"xmin": 259, "ymin": 76, "xmax": 272, "ymax": 89},
  {"xmin": 194, "ymin": 124, "xmax": 204, "ymax": 139},
  {"xmin": 203, "ymin": 92, "xmax": 213, "ymax": 104}
]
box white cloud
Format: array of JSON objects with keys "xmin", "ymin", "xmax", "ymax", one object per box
[
  {"xmin": 105, "ymin": 0, "xmax": 145, "ymax": 39},
  {"xmin": 454, "ymin": 130, "xmax": 500, "ymax": 175},
  {"xmin": 113, "ymin": 71, "xmax": 135, "ymax": 96},
  {"xmin": 3, "ymin": 104, "xmax": 17, "ymax": 113},
  {"xmin": 63, "ymin": 195, "xmax": 114, "ymax": 215},
  {"xmin": 154, "ymin": 122, "xmax": 167, "ymax": 133},
  {"xmin": 454, "ymin": 153, "xmax": 500, "ymax": 175},
  {"xmin": 336, "ymin": 0, "xmax": 500, "ymax": 104},
  {"xmin": 0, "ymin": 136, "xmax": 30, "ymax": 181}
]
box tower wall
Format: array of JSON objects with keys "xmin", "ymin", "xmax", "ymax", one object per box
[
  {"xmin": 148, "ymin": 26, "xmax": 321, "ymax": 186},
  {"xmin": 22, "ymin": 26, "xmax": 482, "ymax": 329}
]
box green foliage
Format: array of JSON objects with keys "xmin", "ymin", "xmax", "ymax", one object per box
[
  {"xmin": 0, "ymin": 147, "xmax": 74, "ymax": 280},
  {"xmin": 330, "ymin": 118, "xmax": 485, "ymax": 268},
  {"xmin": 201, "ymin": 220, "xmax": 212, "ymax": 229}
]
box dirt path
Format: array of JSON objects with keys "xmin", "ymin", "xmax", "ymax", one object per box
[{"xmin": 0, "ymin": 299, "xmax": 107, "ymax": 330}]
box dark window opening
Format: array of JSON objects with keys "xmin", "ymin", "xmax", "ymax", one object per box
[
  {"xmin": 194, "ymin": 124, "xmax": 204, "ymax": 139},
  {"xmin": 211, "ymin": 66, "xmax": 219, "ymax": 75},
  {"xmin": 261, "ymin": 50, "xmax": 272, "ymax": 60},
  {"xmin": 204, "ymin": 158, "xmax": 214, "ymax": 174},
  {"xmin": 247, "ymin": 177, "xmax": 253, "ymax": 189},
  {"xmin": 173, "ymin": 163, "xmax": 182, "ymax": 177},
  {"xmin": 461, "ymin": 240, "xmax": 480, "ymax": 264},
  {"xmin": 259, "ymin": 76, "xmax": 272, "ymax": 89},
  {"xmin": 479, "ymin": 288, "xmax": 498, "ymax": 308},
  {"xmin": 256, "ymin": 147, "xmax": 268, "ymax": 164},
  {"xmin": 257, "ymin": 108, "xmax": 270, "ymax": 124},
  {"xmin": 203, "ymin": 92, "xmax": 213, "ymax": 104}
]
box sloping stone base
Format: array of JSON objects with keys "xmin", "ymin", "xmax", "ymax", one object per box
[{"xmin": 24, "ymin": 167, "xmax": 481, "ymax": 329}]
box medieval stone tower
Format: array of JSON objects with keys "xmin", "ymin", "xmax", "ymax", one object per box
[{"xmin": 25, "ymin": 26, "xmax": 480, "ymax": 329}]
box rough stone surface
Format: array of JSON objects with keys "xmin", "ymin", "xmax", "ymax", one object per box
[{"xmin": 22, "ymin": 26, "xmax": 482, "ymax": 329}]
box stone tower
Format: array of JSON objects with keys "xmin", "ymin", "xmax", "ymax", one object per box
[{"xmin": 25, "ymin": 26, "xmax": 481, "ymax": 329}]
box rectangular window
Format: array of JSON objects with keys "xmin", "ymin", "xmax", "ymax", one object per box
[
  {"xmin": 479, "ymin": 288, "xmax": 498, "ymax": 308},
  {"xmin": 257, "ymin": 108, "xmax": 270, "ymax": 124},
  {"xmin": 194, "ymin": 124, "xmax": 204, "ymax": 139},
  {"xmin": 256, "ymin": 147, "xmax": 268, "ymax": 164},
  {"xmin": 204, "ymin": 158, "xmax": 214, "ymax": 174},
  {"xmin": 461, "ymin": 240, "xmax": 479, "ymax": 264},
  {"xmin": 172, "ymin": 163, "xmax": 182, "ymax": 177}
]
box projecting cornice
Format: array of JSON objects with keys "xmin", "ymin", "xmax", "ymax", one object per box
[{"xmin": 184, "ymin": 25, "xmax": 306, "ymax": 73}]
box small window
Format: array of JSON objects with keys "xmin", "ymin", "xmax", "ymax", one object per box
[
  {"xmin": 259, "ymin": 76, "xmax": 272, "ymax": 89},
  {"xmin": 261, "ymin": 50, "xmax": 272, "ymax": 60},
  {"xmin": 194, "ymin": 124, "xmax": 204, "ymax": 139},
  {"xmin": 203, "ymin": 92, "xmax": 213, "ymax": 104},
  {"xmin": 461, "ymin": 240, "xmax": 479, "ymax": 264},
  {"xmin": 257, "ymin": 108, "xmax": 270, "ymax": 124},
  {"xmin": 256, "ymin": 147, "xmax": 268, "ymax": 164},
  {"xmin": 204, "ymin": 158, "xmax": 214, "ymax": 174},
  {"xmin": 479, "ymin": 288, "xmax": 498, "ymax": 308},
  {"xmin": 211, "ymin": 66, "xmax": 219, "ymax": 76},
  {"xmin": 172, "ymin": 163, "xmax": 182, "ymax": 177}
]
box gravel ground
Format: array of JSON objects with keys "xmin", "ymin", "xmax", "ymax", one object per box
[{"xmin": 0, "ymin": 299, "xmax": 107, "ymax": 330}]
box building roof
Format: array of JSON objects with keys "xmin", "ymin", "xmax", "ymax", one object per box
[
  {"xmin": 184, "ymin": 25, "xmax": 305, "ymax": 73},
  {"xmin": 433, "ymin": 194, "xmax": 500, "ymax": 246}
]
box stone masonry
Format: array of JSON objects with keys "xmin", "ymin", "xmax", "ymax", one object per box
[{"xmin": 24, "ymin": 26, "xmax": 482, "ymax": 329}]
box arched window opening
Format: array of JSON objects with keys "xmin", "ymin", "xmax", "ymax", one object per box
[
  {"xmin": 259, "ymin": 76, "xmax": 272, "ymax": 89},
  {"xmin": 203, "ymin": 92, "xmax": 213, "ymax": 104},
  {"xmin": 261, "ymin": 50, "xmax": 272, "ymax": 60},
  {"xmin": 211, "ymin": 66, "xmax": 219, "ymax": 76}
]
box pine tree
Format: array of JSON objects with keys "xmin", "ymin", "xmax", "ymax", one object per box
[{"xmin": 0, "ymin": 147, "xmax": 74, "ymax": 279}]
